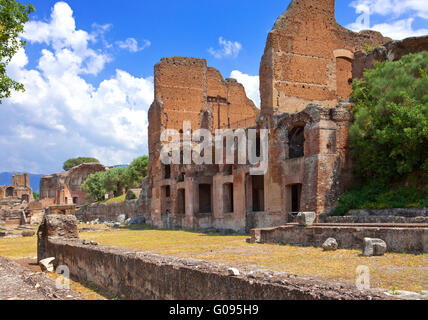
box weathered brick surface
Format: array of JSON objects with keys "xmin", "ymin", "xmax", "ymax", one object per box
[
  {"xmin": 260, "ymin": 0, "xmax": 390, "ymax": 114},
  {"xmin": 353, "ymin": 36, "xmax": 428, "ymax": 79}
]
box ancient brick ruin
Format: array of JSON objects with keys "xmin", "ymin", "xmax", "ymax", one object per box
[
  {"xmin": 40, "ymin": 163, "xmax": 107, "ymax": 206},
  {"xmin": 144, "ymin": 0, "xmax": 398, "ymax": 233},
  {"xmin": 259, "ymin": 0, "xmax": 389, "ymax": 114},
  {"xmin": 0, "ymin": 173, "xmax": 33, "ymax": 203},
  {"xmin": 0, "ymin": 174, "xmax": 35, "ymax": 226}
]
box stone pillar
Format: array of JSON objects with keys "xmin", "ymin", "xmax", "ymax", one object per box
[
  {"xmin": 184, "ymin": 177, "xmax": 196, "ymax": 229},
  {"xmin": 37, "ymin": 205, "xmax": 79, "ymax": 262}
]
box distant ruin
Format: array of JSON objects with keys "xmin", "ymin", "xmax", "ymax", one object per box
[{"xmin": 40, "ymin": 163, "xmax": 107, "ymax": 206}]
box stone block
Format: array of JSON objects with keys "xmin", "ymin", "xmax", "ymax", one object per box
[
  {"xmin": 363, "ymin": 238, "xmax": 387, "ymax": 257},
  {"xmin": 296, "ymin": 212, "xmax": 317, "ymax": 227},
  {"xmin": 322, "ymin": 238, "xmax": 338, "ymax": 251}
]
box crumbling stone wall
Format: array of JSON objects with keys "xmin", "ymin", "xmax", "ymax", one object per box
[
  {"xmin": 250, "ymin": 224, "xmax": 428, "ymax": 253},
  {"xmin": 37, "ymin": 211, "xmax": 392, "ymax": 300},
  {"xmin": 147, "ymin": 57, "xmax": 260, "ymax": 232},
  {"xmin": 259, "ymin": 0, "xmax": 390, "ymax": 115},
  {"xmin": 261, "ymin": 102, "xmax": 353, "ymax": 221},
  {"xmin": 353, "ymin": 36, "xmax": 428, "ymax": 79}
]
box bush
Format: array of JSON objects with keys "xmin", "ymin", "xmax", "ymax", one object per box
[
  {"xmin": 81, "ymin": 155, "xmax": 149, "ymax": 202},
  {"xmin": 350, "ymin": 52, "xmax": 428, "ymax": 182},
  {"xmin": 334, "ymin": 53, "xmax": 428, "ymax": 215}
]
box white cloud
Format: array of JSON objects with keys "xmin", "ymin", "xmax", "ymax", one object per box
[
  {"xmin": 230, "ymin": 70, "xmax": 260, "ymax": 108},
  {"xmin": 348, "ymin": 0, "xmax": 428, "ymax": 39},
  {"xmin": 208, "ymin": 37, "xmax": 242, "ymax": 59},
  {"xmin": 116, "ymin": 38, "xmax": 151, "ymax": 53},
  {"xmin": 1, "ymin": 2, "xmax": 154, "ymax": 173}
]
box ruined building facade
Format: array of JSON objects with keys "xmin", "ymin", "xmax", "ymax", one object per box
[
  {"xmin": 0, "ymin": 173, "xmax": 33, "ymax": 203},
  {"xmin": 145, "ymin": 0, "xmax": 393, "ymax": 233},
  {"xmin": 142, "ymin": 0, "xmax": 423, "ymax": 233},
  {"xmin": 40, "ymin": 163, "xmax": 107, "ymax": 206}
]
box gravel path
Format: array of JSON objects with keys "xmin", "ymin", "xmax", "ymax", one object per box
[{"xmin": 0, "ymin": 255, "xmax": 82, "ymax": 300}]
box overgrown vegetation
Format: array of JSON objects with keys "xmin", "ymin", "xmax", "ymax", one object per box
[
  {"xmin": 0, "ymin": 0, "xmax": 35, "ymax": 102},
  {"xmin": 63, "ymin": 157, "xmax": 100, "ymax": 171},
  {"xmin": 32, "ymin": 192, "xmax": 39, "ymax": 200},
  {"xmin": 334, "ymin": 52, "xmax": 428, "ymax": 215},
  {"xmin": 82, "ymin": 156, "xmax": 148, "ymax": 201}
]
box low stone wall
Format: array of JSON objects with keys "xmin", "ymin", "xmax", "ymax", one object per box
[
  {"xmin": 317, "ymin": 208, "xmax": 428, "ymax": 224},
  {"xmin": 321, "ymin": 216, "xmax": 428, "ymax": 224},
  {"xmin": 250, "ymin": 224, "xmax": 428, "ymax": 253},
  {"xmin": 348, "ymin": 208, "xmax": 427, "ymax": 217},
  {"xmin": 75, "ymin": 200, "xmax": 145, "ymax": 222},
  {"xmin": 44, "ymin": 238, "xmax": 392, "ymax": 300}
]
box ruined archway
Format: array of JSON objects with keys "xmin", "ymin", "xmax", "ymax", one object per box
[{"xmin": 5, "ymin": 187, "xmax": 14, "ymax": 197}]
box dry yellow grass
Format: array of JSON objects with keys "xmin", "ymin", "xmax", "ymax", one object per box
[{"xmin": 1, "ymin": 227, "xmax": 427, "ymax": 294}]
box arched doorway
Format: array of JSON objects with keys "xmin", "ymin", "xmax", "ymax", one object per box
[
  {"xmin": 6, "ymin": 187, "xmax": 14, "ymax": 197},
  {"xmin": 334, "ymin": 49, "xmax": 354, "ymax": 99}
]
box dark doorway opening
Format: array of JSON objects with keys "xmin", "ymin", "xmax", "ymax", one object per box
[
  {"xmin": 164, "ymin": 165, "xmax": 171, "ymax": 179},
  {"xmin": 199, "ymin": 184, "xmax": 212, "ymax": 214},
  {"xmin": 291, "ymin": 184, "xmax": 302, "ymax": 213},
  {"xmin": 176, "ymin": 189, "xmax": 185, "ymax": 215},
  {"xmin": 73, "ymin": 197, "xmax": 78, "ymax": 204},
  {"xmin": 252, "ymin": 175, "xmax": 265, "ymax": 212},
  {"xmin": 223, "ymin": 183, "xmax": 234, "ymax": 213},
  {"xmin": 21, "ymin": 194, "xmax": 29, "ymax": 202}
]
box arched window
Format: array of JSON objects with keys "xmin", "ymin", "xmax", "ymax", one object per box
[
  {"xmin": 5, "ymin": 187, "xmax": 14, "ymax": 197},
  {"xmin": 288, "ymin": 126, "xmax": 305, "ymax": 159},
  {"xmin": 334, "ymin": 49, "xmax": 354, "ymax": 99}
]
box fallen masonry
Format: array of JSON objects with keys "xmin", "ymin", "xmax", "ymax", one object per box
[{"xmin": 0, "ymin": 255, "xmax": 81, "ymax": 300}]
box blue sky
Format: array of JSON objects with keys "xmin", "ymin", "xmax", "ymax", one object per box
[{"xmin": 1, "ymin": 0, "xmax": 427, "ymax": 174}]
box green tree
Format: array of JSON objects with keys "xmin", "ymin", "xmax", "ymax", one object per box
[
  {"xmin": 0, "ymin": 0, "xmax": 35, "ymax": 102},
  {"xmin": 350, "ymin": 52, "xmax": 428, "ymax": 182},
  {"xmin": 128, "ymin": 155, "xmax": 149, "ymax": 186},
  {"xmin": 63, "ymin": 157, "xmax": 100, "ymax": 171},
  {"xmin": 81, "ymin": 171, "xmax": 107, "ymax": 201},
  {"xmin": 103, "ymin": 167, "xmax": 131, "ymax": 197}
]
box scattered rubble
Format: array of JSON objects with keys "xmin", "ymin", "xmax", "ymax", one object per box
[
  {"xmin": 363, "ymin": 238, "xmax": 387, "ymax": 257},
  {"xmin": 39, "ymin": 257, "xmax": 55, "ymax": 273},
  {"xmin": 322, "ymin": 238, "xmax": 338, "ymax": 251}
]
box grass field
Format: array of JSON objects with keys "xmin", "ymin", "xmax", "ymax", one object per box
[{"xmin": 0, "ymin": 225, "xmax": 426, "ymax": 296}]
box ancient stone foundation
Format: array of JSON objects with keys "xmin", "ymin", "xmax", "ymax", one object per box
[
  {"xmin": 37, "ymin": 210, "xmax": 393, "ymax": 300},
  {"xmin": 75, "ymin": 200, "xmax": 144, "ymax": 223},
  {"xmin": 250, "ymin": 223, "xmax": 428, "ymax": 253}
]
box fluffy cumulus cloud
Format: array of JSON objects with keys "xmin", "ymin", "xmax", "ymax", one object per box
[
  {"xmin": 230, "ymin": 71, "xmax": 260, "ymax": 108},
  {"xmin": 347, "ymin": 0, "xmax": 428, "ymax": 39},
  {"xmin": 1, "ymin": 2, "xmax": 153, "ymax": 173},
  {"xmin": 208, "ymin": 37, "xmax": 242, "ymax": 59}
]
